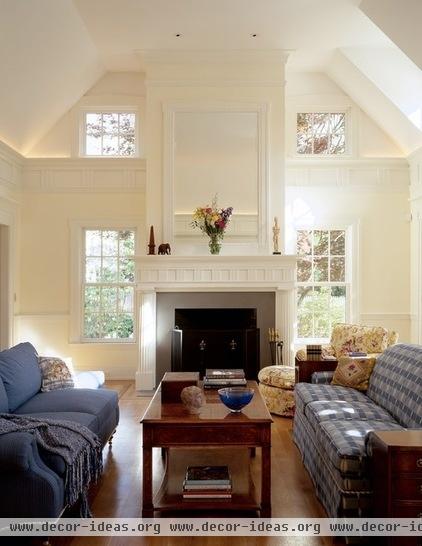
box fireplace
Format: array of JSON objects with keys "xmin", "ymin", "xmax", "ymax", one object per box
[
  {"xmin": 171, "ymin": 308, "xmax": 260, "ymax": 378},
  {"xmin": 135, "ymin": 255, "xmax": 297, "ymax": 390}
]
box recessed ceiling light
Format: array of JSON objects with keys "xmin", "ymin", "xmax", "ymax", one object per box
[
  {"xmin": 175, "ymin": 33, "xmax": 182, "ymax": 38},
  {"xmin": 251, "ymin": 33, "xmax": 258, "ymax": 38}
]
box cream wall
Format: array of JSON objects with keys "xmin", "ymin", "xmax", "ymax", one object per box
[
  {"xmin": 409, "ymin": 147, "xmax": 422, "ymax": 343},
  {"xmin": 143, "ymin": 52, "xmax": 287, "ymax": 254},
  {"xmin": 286, "ymin": 184, "xmax": 411, "ymax": 341},
  {"xmin": 28, "ymin": 73, "xmax": 146, "ymax": 159},
  {"xmin": 15, "ymin": 191, "xmax": 145, "ymax": 379},
  {"xmin": 285, "ymin": 72, "xmax": 404, "ymax": 159}
]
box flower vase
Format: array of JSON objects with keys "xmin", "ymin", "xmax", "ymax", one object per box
[{"xmin": 208, "ymin": 234, "xmax": 222, "ymax": 255}]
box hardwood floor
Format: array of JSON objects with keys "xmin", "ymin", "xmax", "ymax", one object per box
[{"xmin": 43, "ymin": 382, "xmax": 333, "ymax": 546}]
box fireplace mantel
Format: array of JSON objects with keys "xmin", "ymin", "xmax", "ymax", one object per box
[{"xmin": 135, "ymin": 255, "xmax": 297, "ymax": 390}]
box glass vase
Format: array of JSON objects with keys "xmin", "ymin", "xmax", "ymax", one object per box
[{"xmin": 208, "ymin": 234, "xmax": 222, "ymax": 255}]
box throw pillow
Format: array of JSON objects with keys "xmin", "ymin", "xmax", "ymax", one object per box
[
  {"xmin": 331, "ymin": 356, "xmax": 377, "ymax": 391},
  {"xmin": 38, "ymin": 356, "xmax": 75, "ymax": 392}
]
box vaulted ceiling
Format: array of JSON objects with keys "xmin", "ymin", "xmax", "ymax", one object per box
[{"xmin": 0, "ymin": 0, "xmax": 421, "ymax": 156}]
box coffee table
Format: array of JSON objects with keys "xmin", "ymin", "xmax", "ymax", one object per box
[{"xmin": 140, "ymin": 380, "xmax": 273, "ymax": 517}]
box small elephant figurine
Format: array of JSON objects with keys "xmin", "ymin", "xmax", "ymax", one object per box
[{"xmin": 158, "ymin": 243, "xmax": 171, "ymax": 255}]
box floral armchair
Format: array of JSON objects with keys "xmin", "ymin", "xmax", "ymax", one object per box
[{"xmin": 296, "ymin": 323, "xmax": 399, "ymax": 361}]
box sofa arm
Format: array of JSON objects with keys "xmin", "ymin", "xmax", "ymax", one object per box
[
  {"xmin": 0, "ymin": 431, "xmax": 39, "ymax": 471},
  {"xmin": 311, "ymin": 371, "xmax": 335, "ymax": 384}
]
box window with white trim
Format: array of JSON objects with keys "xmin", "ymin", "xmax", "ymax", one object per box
[
  {"xmin": 296, "ymin": 229, "xmax": 349, "ymax": 341},
  {"xmin": 297, "ymin": 112, "xmax": 346, "ymax": 155},
  {"xmin": 84, "ymin": 112, "xmax": 136, "ymax": 157},
  {"xmin": 83, "ymin": 229, "xmax": 135, "ymax": 340}
]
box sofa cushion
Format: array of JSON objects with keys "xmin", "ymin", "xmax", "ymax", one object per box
[
  {"xmin": 295, "ymin": 383, "xmax": 368, "ymax": 415},
  {"xmin": 316, "ymin": 419, "xmax": 404, "ymax": 476},
  {"xmin": 331, "ymin": 356, "xmax": 377, "ymax": 391},
  {"xmin": 38, "ymin": 357, "xmax": 74, "ymax": 392},
  {"xmin": 366, "ymin": 344, "xmax": 422, "ymax": 428},
  {"xmin": 0, "ymin": 343, "xmax": 41, "ymax": 411},
  {"xmin": 304, "ymin": 400, "xmax": 396, "ymax": 433},
  {"xmin": 14, "ymin": 388, "xmax": 118, "ymax": 427},
  {"xmin": 330, "ymin": 324, "xmax": 389, "ymax": 358},
  {"xmin": 18, "ymin": 412, "xmax": 99, "ymax": 477},
  {"xmin": 0, "ymin": 377, "xmax": 8, "ymax": 413}
]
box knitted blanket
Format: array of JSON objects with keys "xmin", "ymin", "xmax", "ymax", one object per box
[{"xmin": 0, "ymin": 413, "xmax": 103, "ymax": 517}]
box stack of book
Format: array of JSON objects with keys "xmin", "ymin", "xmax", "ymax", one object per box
[
  {"xmin": 203, "ymin": 368, "xmax": 246, "ymax": 389},
  {"xmin": 182, "ymin": 465, "xmax": 232, "ymax": 499},
  {"xmin": 306, "ymin": 344, "xmax": 322, "ymax": 361}
]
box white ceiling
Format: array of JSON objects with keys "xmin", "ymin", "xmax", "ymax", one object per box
[
  {"xmin": 72, "ymin": 0, "xmax": 390, "ymax": 72},
  {"xmin": 1, "ymin": 0, "xmax": 422, "ymax": 155}
]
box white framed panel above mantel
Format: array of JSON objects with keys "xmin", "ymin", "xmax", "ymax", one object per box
[{"xmin": 162, "ymin": 101, "xmax": 270, "ymax": 254}]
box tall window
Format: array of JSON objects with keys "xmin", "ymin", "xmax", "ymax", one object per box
[
  {"xmin": 84, "ymin": 112, "xmax": 136, "ymax": 156},
  {"xmin": 297, "ymin": 112, "xmax": 346, "ymax": 155},
  {"xmin": 296, "ymin": 229, "xmax": 348, "ymax": 341},
  {"xmin": 83, "ymin": 229, "xmax": 135, "ymax": 340}
]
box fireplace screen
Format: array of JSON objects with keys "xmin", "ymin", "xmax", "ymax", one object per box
[{"xmin": 171, "ymin": 308, "xmax": 260, "ymax": 379}]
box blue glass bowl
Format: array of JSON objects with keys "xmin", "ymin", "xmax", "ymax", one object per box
[{"xmin": 218, "ymin": 387, "xmax": 255, "ymax": 412}]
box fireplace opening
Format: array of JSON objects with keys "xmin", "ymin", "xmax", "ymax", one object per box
[{"xmin": 171, "ymin": 308, "xmax": 260, "ymax": 379}]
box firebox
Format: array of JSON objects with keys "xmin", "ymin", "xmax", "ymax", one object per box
[{"xmin": 171, "ymin": 308, "xmax": 260, "ymax": 379}]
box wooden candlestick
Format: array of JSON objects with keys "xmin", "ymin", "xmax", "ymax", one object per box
[{"xmin": 148, "ymin": 225, "xmax": 156, "ymax": 255}]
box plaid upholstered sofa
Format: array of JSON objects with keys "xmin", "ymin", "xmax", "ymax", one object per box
[{"xmin": 293, "ymin": 343, "xmax": 422, "ymax": 517}]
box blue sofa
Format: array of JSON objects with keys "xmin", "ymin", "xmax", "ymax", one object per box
[
  {"xmin": 0, "ymin": 342, "xmax": 119, "ymax": 517},
  {"xmin": 293, "ymin": 343, "xmax": 422, "ymax": 517}
]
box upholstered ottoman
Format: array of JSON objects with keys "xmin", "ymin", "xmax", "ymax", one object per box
[{"xmin": 258, "ymin": 365, "xmax": 295, "ymax": 417}]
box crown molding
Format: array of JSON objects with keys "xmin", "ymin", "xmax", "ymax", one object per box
[{"xmin": 137, "ymin": 49, "xmax": 292, "ymax": 67}]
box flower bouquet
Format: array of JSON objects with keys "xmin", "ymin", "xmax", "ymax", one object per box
[{"xmin": 192, "ymin": 196, "xmax": 233, "ymax": 254}]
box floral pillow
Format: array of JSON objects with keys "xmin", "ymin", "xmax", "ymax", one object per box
[
  {"xmin": 330, "ymin": 324, "xmax": 389, "ymax": 358},
  {"xmin": 38, "ymin": 356, "xmax": 74, "ymax": 392},
  {"xmin": 331, "ymin": 356, "xmax": 377, "ymax": 391}
]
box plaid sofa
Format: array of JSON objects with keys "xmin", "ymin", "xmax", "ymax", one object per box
[{"xmin": 293, "ymin": 344, "xmax": 422, "ymax": 517}]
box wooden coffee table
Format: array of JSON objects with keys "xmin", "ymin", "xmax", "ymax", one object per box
[{"xmin": 140, "ymin": 380, "xmax": 273, "ymax": 517}]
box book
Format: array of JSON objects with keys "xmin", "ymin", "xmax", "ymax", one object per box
[
  {"xmin": 183, "ymin": 483, "xmax": 232, "ymax": 490},
  {"xmin": 205, "ymin": 368, "xmax": 245, "ymax": 379},
  {"xmin": 204, "ymin": 378, "xmax": 247, "ymax": 384},
  {"xmin": 203, "ymin": 379, "xmax": 247, "ymax": 389},
  {"xmin": 184, "ymin": 465, "xmax": 231, "ymax": 485},
  {"xmin": 183, "ymin": 491, "xmax": 232, "ymax": 499}
]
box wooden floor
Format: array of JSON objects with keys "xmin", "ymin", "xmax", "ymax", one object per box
[{"xmin": 37, "ymin": 382, "xmax": 333, "ymax": 546}]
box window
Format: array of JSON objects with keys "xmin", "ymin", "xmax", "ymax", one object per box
[
  {"xmin": 83, "ymin": 229, "xmax": 135, "ymax": 341},
  {"xmin": 297, "ymin": 112, "xmax": 346, "ymax": 155},
  {"xmin": 296, "ymin": 229, "xmax": 348, "ymax": 341},
  {"xmin": 84, "ymin": 112, "xmax": 136, "ymax": 156}
]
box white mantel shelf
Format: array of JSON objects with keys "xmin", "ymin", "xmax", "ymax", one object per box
[
  {"xmin": 134, "ymin": 254, "xmax": 297, "ymax": 391},
  {"xmin": 135, "ymin": 254, "xmax": 297, "ymax": 291}
]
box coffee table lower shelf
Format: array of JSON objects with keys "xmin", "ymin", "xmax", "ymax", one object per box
[{"xmin": 153, "ymin": 447, "xmax": 260, "ymax": 515}]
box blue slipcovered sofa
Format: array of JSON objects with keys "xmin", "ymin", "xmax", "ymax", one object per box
[
  {"xmin": 0, "ymin": 342, "xmax": 119, "ymax": 517},
  {"xmin": 293, "ymin": 343, "xmax": 422, "ymax": 517}
]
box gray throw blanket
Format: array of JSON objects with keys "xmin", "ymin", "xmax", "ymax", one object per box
[{"xmin": 0, "ymin": 414, "xmax": 103, "ymax": 517}]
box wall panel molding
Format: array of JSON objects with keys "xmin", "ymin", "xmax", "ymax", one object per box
[
  {"xmin": 22, "ymin": 158, "xmax": 146, "ymax": 193},
  {"xmin": 286, "ymin": 158, "xmax": 409, "ymax": 192}
]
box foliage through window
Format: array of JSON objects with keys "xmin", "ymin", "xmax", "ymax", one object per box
[
  {"xmin": 296, "ymin": 229, "xmax": 348, "ymax": 340},
  {"xmin": 297, "ymin": 113, "xmax": 345, "ymax": 155},
  {"xmin": 83, "ymin": 229, "xmax": 135, "ymax": 340},
  {"xmin": 85, "ymin": 112, "xmax": 136, "ymax": 156}
]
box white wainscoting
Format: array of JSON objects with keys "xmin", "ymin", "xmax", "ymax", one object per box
[
  {"xmin": 359, "ymin": 313, "xmax": 411, "ymax": 342},
  {"xmin": 0, "ymin": 141, "xmax": 23, "ymax": 202},
  {"xmin": 286, "ymin": 158, "xmax": 409, "ymax": 192},
  {"xmin": 22, "ymin": 158, "xmax": 146, "ymax": 193}
]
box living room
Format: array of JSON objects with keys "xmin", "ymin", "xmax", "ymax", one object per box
[{"xmin": 0, "ymin": 1, "xmax": 421, "ymax": 544}]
